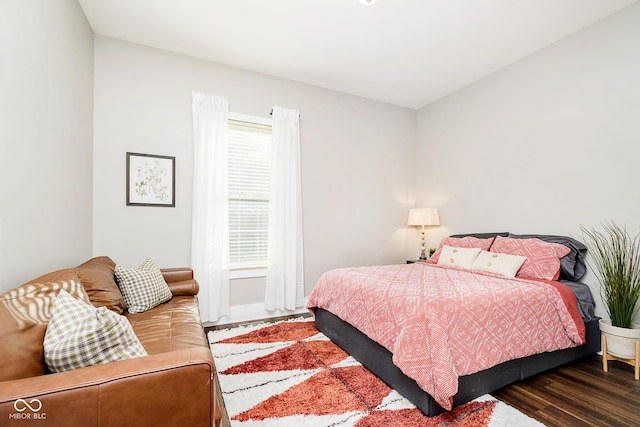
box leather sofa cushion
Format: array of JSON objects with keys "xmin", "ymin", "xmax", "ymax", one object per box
[
  {"xmin": 0, "ymin": 269, "xmax": 92, "ymax": 381},
  {"xmin": 127, "ymin": 296, "xmax": 208, "ymax": 354},
  {"xmin": 76, "ymin": 256, "xmax": 126, "ymax": 314}
]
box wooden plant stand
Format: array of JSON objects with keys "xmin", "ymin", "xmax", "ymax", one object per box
[{"xmin": 602, "ymin": 334, "xmax": 640, "ymax": 380}]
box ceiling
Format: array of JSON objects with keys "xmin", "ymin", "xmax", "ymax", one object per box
[{"xmin": 77, "ymin": 0, "xmax": 637, "ymax": 110}]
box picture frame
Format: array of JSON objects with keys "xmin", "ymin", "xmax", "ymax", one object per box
[{"xmin": 126, "ymin": 152, "xmax": 175, "ymax": 207}]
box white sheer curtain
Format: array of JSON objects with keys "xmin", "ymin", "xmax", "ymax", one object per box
[
  {"xmin": 265, "ymin": 105, "xmax": 305, "ymax": 311},
  {"xmin": 191, "ymin": 91, "xmax": 230, "ymax": 322}
]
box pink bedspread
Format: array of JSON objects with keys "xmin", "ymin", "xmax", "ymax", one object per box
[{"xmin": 306, "ymin": 262, "xmax": 585, "ymax": 410}]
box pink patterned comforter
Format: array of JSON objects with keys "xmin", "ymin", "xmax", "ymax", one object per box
[{"xmin": 306, "ymin": 262, "xmax": 585, "ymax": 410}]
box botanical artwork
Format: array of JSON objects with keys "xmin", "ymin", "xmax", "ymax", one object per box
[
  {"xmin": 133, "ymin": 159, "xmax": 168, "ymax": 200},
  {"xmin": 126, "ymin": 153, "xmax": 175, "ymax": 207}
]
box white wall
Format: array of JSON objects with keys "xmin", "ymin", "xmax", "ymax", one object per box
[
  {"xmin": 0, "ymin": 0, "xmax": 94, "ymax": 293},
  {"xmin": 415, "ymin": 3, "xmax": 640, "ymax": 322},
  {"xmin": 92, "ymin": 37, "xmax": 415, "ymax": 311},
  {"xmin": 6, "ymin": 1, "xmax": 631, "ymax": 323}
]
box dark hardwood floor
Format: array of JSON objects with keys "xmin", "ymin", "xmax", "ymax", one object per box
[{"xmin": 493, "ymin": 355, "xmax": 640, "ymax": 426}]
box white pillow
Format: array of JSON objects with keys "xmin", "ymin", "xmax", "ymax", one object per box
[
  {"xmin": 115, "ymin": 258, "xmax": 172, "ymax": 314},
  {"xmin": 437, "ymin": 245, "xmax": 482, "ymax": 269},
  {"xmin": 471, "ymin": 251, "xmax": 527, "ymax": 278},
  {"xmin": 44, "ymin": 290, "xmax": 147, "ymax": 373}
]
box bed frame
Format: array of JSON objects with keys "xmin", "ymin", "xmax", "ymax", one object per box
[{"xmin": 315, "ymin": 307, "xmax": 600, "ymax": 417}]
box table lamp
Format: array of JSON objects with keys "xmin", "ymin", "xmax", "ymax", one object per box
[{"xmin": 408, "ymin": 208, "xmax": 440, "ymax": 260}]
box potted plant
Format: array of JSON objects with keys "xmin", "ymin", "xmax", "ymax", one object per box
[{"xmin": 580, "ymin": 222, "xmax": 640, "ymax": 360}]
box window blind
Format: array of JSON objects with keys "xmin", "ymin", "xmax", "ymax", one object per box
[{"xmin": 227, "ymin": 119, "xmax": 272, "ymax": 269}]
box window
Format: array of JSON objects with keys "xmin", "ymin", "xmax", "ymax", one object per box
[{"xmin": 226, "ymin": 114, "xmax": 272, "ymax": 270}]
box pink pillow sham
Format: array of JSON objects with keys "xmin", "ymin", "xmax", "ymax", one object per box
[
  {"xmin": 490, "ymin": 236, "xmax": 571, "ymax": 281},
  {"xmin": 428, "ymin": 236, "xmax": 495, "ymax": 264}
]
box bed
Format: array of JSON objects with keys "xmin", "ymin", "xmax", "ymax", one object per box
[{"xmin": 307, "ymin": 232, "xmax": 600, "ymax": 416}]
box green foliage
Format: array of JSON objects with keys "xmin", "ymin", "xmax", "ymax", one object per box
[{"xmin": 580, "ymin": 222, "xmax": 640, "ymax": 328}]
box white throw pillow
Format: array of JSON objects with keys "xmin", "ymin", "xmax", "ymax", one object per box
[
  {"xmin": 115, "ymin": 258, "xmax": 172, "ymax": 314},
  {"xmin": 471, "ymin": 251, "xmax": 528, "ymax": 278},
  {"xmin": 44, "ymin": 289, "xmax": 147, "ymax": 373},
  {"xmin": 437, "ymin": 245, "xmax": 482, "ymax": 269}
]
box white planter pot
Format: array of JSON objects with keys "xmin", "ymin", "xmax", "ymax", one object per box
[{"xmin": 599, "ymin": 319, "xmax": 640, "ymax": 359}]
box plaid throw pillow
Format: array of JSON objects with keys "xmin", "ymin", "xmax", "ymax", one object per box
[
  {"xmin": 114, "ymin": 258, "xmax": 172, "ymax": 314},
  {"xmin": 44, "ymin": 289, "xmax": 147, "ymax": 373}
]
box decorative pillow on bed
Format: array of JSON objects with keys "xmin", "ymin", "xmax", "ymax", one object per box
[
  {"xmin": 507, "ymin": 234, "xmax": 587, "ymax": 281},
  {"xmin": 428, "ymin": 236, "xmax": 494, "ymax": 264},
  {"xmin": 470, "ymin": 251, "xmax": 527, "ymax": 278},
  {"xmin": 437, "ymin": 246, "xmax": 482, "ymax": 269},
  {"xmin": 44, "ymin": 289, "xmax": 147, "ymax": 373},
  {"xmin": 490, "ymin": 236, "xmax": 571, "ymax": 281},
  {"xmin": 114, "ymin": 258, "xmax": 172, "ymax": 314}
]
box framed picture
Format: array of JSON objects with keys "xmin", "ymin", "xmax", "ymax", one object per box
[{"xmin": 126, "ymin": 152, "xmax": 175, "ymax": 207}]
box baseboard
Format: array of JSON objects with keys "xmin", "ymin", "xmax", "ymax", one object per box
[{"xmin": 203, "ymin": 299, "xmax": 310, "ymax": 328}]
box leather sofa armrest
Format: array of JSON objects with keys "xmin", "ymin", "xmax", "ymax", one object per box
[
  {"xmin": 161, "ymin": 267, "xmax": 194, "ymax": 283},
  {"xmin": 0, "ymin": 347, "xmax": 218, "ymax": 427},
  {"xmin": 161, "ymin": 268, "xmax": 199, "ymax": 296},
  {"xmin": 167, "ymin": 279, "xmax": 199, "ymax": 296}
]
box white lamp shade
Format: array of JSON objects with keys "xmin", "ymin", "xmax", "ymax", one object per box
[{"xmin": 407, "ymin": 208, "xmax": 440, "ymax": 227}]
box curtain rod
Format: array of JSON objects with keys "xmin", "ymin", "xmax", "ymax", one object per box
[{"xmin": 269, "ymin": 108, "xmax": 300, "ymax": 117}]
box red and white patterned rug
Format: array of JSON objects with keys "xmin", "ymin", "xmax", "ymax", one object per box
[{"xmin": 209, "ymin": 318, "xmax": 545, "ymax": 427}]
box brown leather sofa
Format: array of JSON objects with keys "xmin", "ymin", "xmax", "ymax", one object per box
[{"xmin": 0, "ymin": 256, "xmax": 221, "ymax": 427}]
